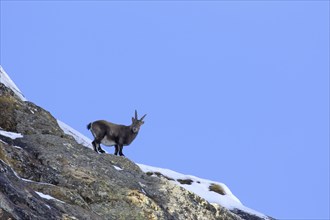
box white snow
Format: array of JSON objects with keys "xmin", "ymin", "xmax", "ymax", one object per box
[
  {"xmin": 113, "ymin": 165, "xmax": 123, "ymax": 171},
  {"xmin": 19, "ymin": 175, "xmax": 56, "ymax": 186},
  {"xmin": 138, "ymin": 164, "xmax": 269, "ymax": 219},
  {"xmin": 0, "ymin": 159, "xmax": 52, "ymax": 185},
  {"xmin": 0, "ymin": 130, "xmax": 23, "ymax": 139},
  {"xmin": 57, "ymin": 120, "xmax": 93, "ymax": 149},
  {"xmin": 13, "ymin": 145, "xmax": 22, "ymax": 149},
  {"xmin": 35, "ymin": 191, "xmax": 65, "ymax": 203},
  {"xmin": 0, "ymin": 66, "xmax": 27, "ymax": 101},
  {"xmin": 11, "ymin": 168, "xmax": 35, "ymax": 183}
]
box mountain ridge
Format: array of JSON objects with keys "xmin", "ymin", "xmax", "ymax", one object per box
[{"xmin": 0, "ymin": 66, "xmax": 274, "ymax": 220}]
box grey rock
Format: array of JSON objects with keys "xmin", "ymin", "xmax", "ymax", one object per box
[{"xmin": 0, "ymin": 82, "xmax": 272, "ymax": 220}]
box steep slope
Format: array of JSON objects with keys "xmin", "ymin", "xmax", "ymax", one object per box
[
  {"xmin": 58, "ymin": 121, "xmax": 269, "ymax": 219},
  {"xmin": 0, "ymin": 67, "xmax": 273, "ymax": 220}
]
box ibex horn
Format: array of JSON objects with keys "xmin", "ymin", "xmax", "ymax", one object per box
[
  {"xmin": 135, "ymin": 110, "xmax": 138, "ymax": 119},
  {"xmin": 140, "ymin": 114, "xmax": 147, "ymax": 121}
]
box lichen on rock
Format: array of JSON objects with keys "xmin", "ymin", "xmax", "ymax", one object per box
[{"xmin": 1, "ymin": 78, "xmax": 270, "ymax": 220}]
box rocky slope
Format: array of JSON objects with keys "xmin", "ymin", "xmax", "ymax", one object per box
[{"xmin": 0, "ymin": 70, "xmax": 273, "ymax": 220}]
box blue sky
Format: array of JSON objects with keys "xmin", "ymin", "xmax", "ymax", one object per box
[{"xmin": 1, "ymin": 1, "xmax": 329, "ymax": 219}]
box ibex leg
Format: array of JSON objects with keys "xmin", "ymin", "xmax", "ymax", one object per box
[
  {"xmin": 114, "ymin": 145, "xmax": 119, "ymax": 155},
  {"xmin": 97, "ymin": 145, "xmax": 105, "ymax": 153},
  {"xmin": 118, "ymin": 145, "xmax": 125, "ymax": 157},
  {"xmin": 92, "ymin": 140, "xmax": 98, "ymax": 152},
  {"xmin": 92, "ymin": 140, "xmax": 105, "ymax": 153}
]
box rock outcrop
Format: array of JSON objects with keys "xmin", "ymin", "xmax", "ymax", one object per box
[{"xmin": 0, "ymin": 75, "xmax": 272, "ymax": 220}]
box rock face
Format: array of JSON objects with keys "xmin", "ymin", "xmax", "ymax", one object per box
[{"xmin": 0, "ymin": 80, "xmax": 270, "ymax": 220}]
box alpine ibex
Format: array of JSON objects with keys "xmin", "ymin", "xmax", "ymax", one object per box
[{"xmin": 87, "ymin": 110, "xmax": 146, "ymax": 156}]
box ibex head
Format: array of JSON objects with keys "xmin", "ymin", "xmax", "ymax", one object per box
[{"xmin": 131, "ymin": 110, "xmax": 147, "ymax": 133}]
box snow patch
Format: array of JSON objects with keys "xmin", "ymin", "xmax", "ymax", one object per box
[
  {"xmin": 0, "ymin": 130, "xmax": 23, "ymax": 139},
  {"xmin": 138, "ymin": 163, "xmax": 269, "ymax": 219},
  {"xmin": 113, "ymin": 165, "xmax": 123, "ymax": 171},
  {"xmin": 0, "ymin": 139, "xmax": 8, "ymax": 144},
  {"xmin": 57, "ymin": 120, "xmax": 93, "ymax": 149},
  {"xmin": 0, "ymin": 159, "xmax": 56, "ymax": 186},
  {"xmin": 35, "ymin": 191, "xmax": 65, "ymax": 203},
  {"xmin": 13, "ymin": 145, "xmax": 23, "ymax": 149},
  {"xmin": 0, "ymin": 66, "xmax": 27, "ymax": 101}
]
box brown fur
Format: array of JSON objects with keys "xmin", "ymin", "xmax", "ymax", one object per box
[{"xmin": 87, "ymin": 110, "xmax": 146, "ymax": 156}]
